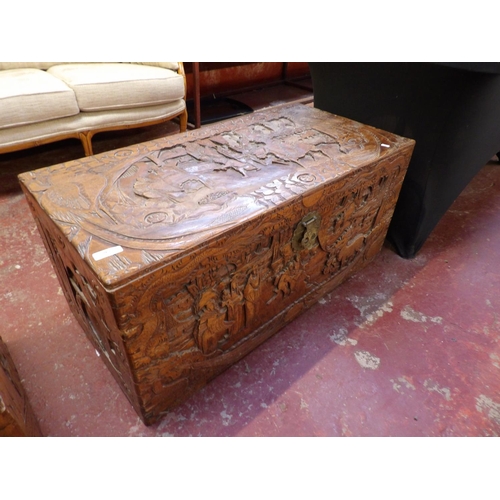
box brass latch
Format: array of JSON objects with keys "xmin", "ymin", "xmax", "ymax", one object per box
[{"xmin": 292, "ymin": 212, "xmax": 321, "ymax": 251}]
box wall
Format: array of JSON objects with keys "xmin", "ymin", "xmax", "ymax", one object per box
[{"xmin": 183, "ymin": 62, "xmax": 310, "ymax": 99}]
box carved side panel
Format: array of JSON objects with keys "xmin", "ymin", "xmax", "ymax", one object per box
[{"xmin": 20, "ymin": 189, "xmax": 142, "ymax": 414}]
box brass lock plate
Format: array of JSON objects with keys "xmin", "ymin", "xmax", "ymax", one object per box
[{"xmin": 292, "ymin": 212, "xmax": 321, "ymax": 251}]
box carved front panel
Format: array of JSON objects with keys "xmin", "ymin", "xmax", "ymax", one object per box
[
  {"xmin": 19, "ymin": 104, "xmax": 414, "ymax": 424},
  {"xmin": 114, "ymin": 153, "xmax": 411, "ymax": 421}
]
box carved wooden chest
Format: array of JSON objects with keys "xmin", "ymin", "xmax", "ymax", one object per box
[
  {"xmin": 0, "ymin": 337, "xmax": 43, "ymax": 436},
  {"xmin": 19, "ymin": 104, "xmax": 414, "ymax": 425}
]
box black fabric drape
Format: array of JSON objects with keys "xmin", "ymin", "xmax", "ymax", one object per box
[{"xmin": 309, "ymin": 62, "xmax": 500, "ymax": 258}]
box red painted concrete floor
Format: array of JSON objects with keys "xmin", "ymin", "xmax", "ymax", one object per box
[{"xmin": 1, "ymin": 84, "xmax": 500, "ymax": 438}]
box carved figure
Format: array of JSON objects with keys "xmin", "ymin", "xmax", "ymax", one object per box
[
  {"xmin": 274, "ymin": 258, "xmax": 303, "ymax": 300},
  {"xmin": 244, "ymin": 272, "xmax": 260, "ymax": 326},
  {"xmin": 195, "ymin": 289, "xmax": 232, "ymax": 355},
  {"xmin": 221, "ymin": 275, "xmax": 245, "ymax": 336}
]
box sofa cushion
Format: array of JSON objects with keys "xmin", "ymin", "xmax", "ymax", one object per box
[
  {"xmin": 0, "ymin": 69, "xmax": 79, "ymax": 130},
  {"xmin": 47, "ymin": 63, "xmax": 185, "ymax": 112}
]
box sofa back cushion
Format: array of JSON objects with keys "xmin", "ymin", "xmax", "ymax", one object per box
[
  {"xmin": 0, "ymin": 63, "xmax": 62, "ymax": 71},
  {"xmin": 47, "ymin": 63, "xmax": 185, "ymax": 112},
  {"xmin": 0, "ymin": 69, "xmax": 79, "ymax": 130}
]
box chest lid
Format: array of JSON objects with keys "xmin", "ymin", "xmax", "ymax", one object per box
[{"xmin": 18, "ymin": 104, "xmax": 413, "ymax": 288}]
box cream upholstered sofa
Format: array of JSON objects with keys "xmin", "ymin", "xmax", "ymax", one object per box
[{"xmin": 0, "ymin": 62, "xmax": 187, "ymax": 156}]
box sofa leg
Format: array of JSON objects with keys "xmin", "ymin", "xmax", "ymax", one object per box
[
  {"xmin": 179, "ymin": 109, "xmax": 188, "ymax": 133},
  {"xmin": 79, "ymin": 132, "xmax": 94, "ymax": 156}
]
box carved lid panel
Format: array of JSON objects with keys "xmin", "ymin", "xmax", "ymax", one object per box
[{"xmin": 19, "ymin": 104, "xmax": 412, "ymax": 287}]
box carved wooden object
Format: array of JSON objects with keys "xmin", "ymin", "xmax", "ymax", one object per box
[
  {"xmin": 19, "ymin": 104, "xmax": 414, "ymax": 425},
  {"xmin": 0, "ymin": 337, "xmax": 43, "ymax": 436}
]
